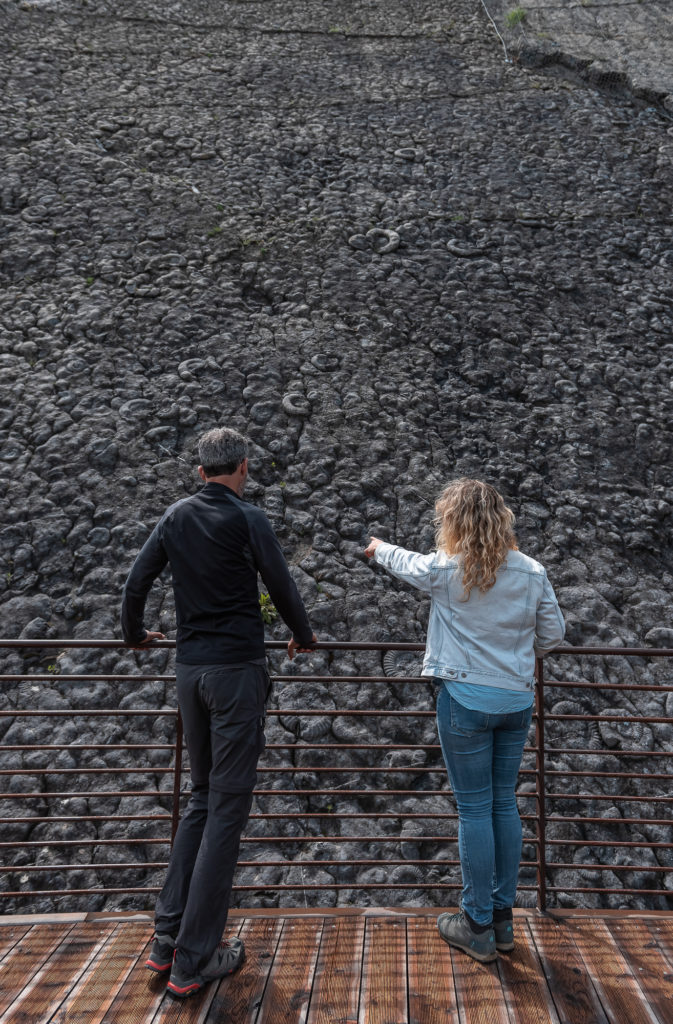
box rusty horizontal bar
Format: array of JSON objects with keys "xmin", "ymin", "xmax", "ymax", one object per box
[
  {"xmin": 0, "ymin": 674, "xmax": 428, "ymax": 685},
  {"xmin": 0, "ymin": 640, "xmax": 428, "ymax": 651},
  {"xmin": 24, "ymin": 838, "xmax": 668, "ymax": 854},
  {"xmin": 0, "ymin": 863, "xmax": 165, "ymax": 873},
  {"xmin": 546, "ymin": 815, "xmax": 673, "ymax": 826},
  {"xmin": 11, "ymin": 673, "xmax": 669, "ymax": 693},
  {"xmin": 0, "ymin": 769, "xmax": 171, "ymax": 777},
  {"xmin": 0, "ymin": 766, "xmax": 449, "ymax": 777},
  {"xmin": 14, "ymin": 765, "xmax": 661, "ymax": 782},
  {"xmin": 238, "ymin": 835, "xmax": 476, "ymax": 842},
  {"xmin": 0, "ymin": 766, "xmax": 517, "ymax": 778},
  {"xmin": 0, "ymin": 830, "xmax": 467, "ymax": 843},
  {"xmin": 545, "ymin": 747, "xmax": 673, "ymax": 758},
  {"xmin": 1, "ymin": 744, "xmax": 175, "ymax": 752},
  {"xmin": 1, "ymin": 707, "xmax": 668, "ymax": 722},
  {"xmin": 1, "ymin": 742, "xmax": 443, "ymax": 753},
  {"xmin": 1, "ymin": 857, "xmax": 540, "ymax": 873},
  {"xmin": 546, "ymin": 714, "xmax": 673, "ymax": 724},
  {"xmin": 547, "ymin": 839, "xmax": 673, "ymax": 850},
  {"xmin": 5, "ymin": 672, "xmax": 672, "ymax": 692},
  {"xmin": 543, "ymin": 680, "xmax": 673, "ymax": 693},
  {"xmin": 0, "ymin": 791, "xmax": 177, "ymax": 800},
  {"xmin": 268, "ymin": 743, "xmax": 443, "ymax": 750},
  {"xmin": 0, "ymin": 815, "xmax": 171, "ymax": 824},
  {"xmin": 4, "ymin": 640, "xmax": 673, "ymax": 657},
  {"xmin": 546, "ymin": 792, "xmax": 672, "ymax": 803},
  {"xmin": 0, "ymin": 709, "xmax": 176, "ymax": 718},
  {"xmin": 0, "ymin": 675, "xmax": 178, "ymax": 683},
  {"xmin": 545, "ymin": 886, "xmax": 673, "ymax": 896},
  {"xmin": 550, "ymin": 647, "xmax": 673, "ymax": 657},
  {"xmin": 0, "ymin": 708, "xmax": 437, "ymax": 718},
  {"xmin": 545, "ymin": 770, "xmax": 673, "ymax": 782},
  {"xmin": 0, "ymin": 888, "xmax": 163, "ymax": 897},
  {"xmin": 0, "ymin": 789, "xmax": 462, "ymax": 800},
  {"xmin": 0, "ymin": 839, "xmax": 171, "ymax": 848},
  {"xmin": 545, "ymin": 863, "xmax": 673, "ymax": 874},
  {"xmin": 3, "ymin": 858, "xmax": 507, "ymax": 873}
]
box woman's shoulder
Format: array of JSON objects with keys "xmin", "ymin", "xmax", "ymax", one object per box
[
  {"xmin": 504, "ymin": 549, "xmax": 546, "ymax": 575},
  {"xmin": 432, "ymin": 549, "xmax": 460, "ymax": 568}
]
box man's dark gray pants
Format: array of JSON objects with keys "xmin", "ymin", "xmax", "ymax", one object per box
[{"xmin": 155, "ymin": 661, "xmax": 269, "ymax": 975}]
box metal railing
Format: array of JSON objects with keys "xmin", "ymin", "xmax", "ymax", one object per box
[{"xmin": 1, "ymin": 639, "xmax": 672, "ymax": 913}]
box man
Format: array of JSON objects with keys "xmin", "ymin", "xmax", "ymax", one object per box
[{"xmin": 121, "ymin": 427, "xmax": 316, "ymax": 998}]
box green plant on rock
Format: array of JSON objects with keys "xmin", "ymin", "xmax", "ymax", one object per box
[
  {"xmin": 506, "ymin": 7, "xmax": 526, "ymax": 27},
  {"xmin": 259, "ymin": 592, "xmax": 278, "ymax": 625}
]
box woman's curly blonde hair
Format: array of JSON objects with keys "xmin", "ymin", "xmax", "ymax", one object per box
[{"xmin": 434, "ymin": 479, "xmax": 517, "ymax": 598}]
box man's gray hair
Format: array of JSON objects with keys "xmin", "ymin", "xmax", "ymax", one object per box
[{"xmin": 198, "ymin": 428, "xmax": 249, "ymax": 476}]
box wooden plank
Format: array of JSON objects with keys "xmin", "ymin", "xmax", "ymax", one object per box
[
  {"xmin": 449, "ymin": 943, "xmax": 509, "ymax": 1024},
  {"xmin": 0, "ymin": 926, "xmax": 31, "ymax": 964},
  {"xmin": 496, "ymin": 920, "xmax": 561, "ymax": 1024},
  {"xmin": 51, "ymin": 922, "xmax": 148, "ymax": 1024},
  {"xmin": 566, "ymin": 919, "xmax": 660, "ymax": 1024},
  {"xmin": 645, "ymin": 919, "xmax": 673, "ymax": 966},
  {"xmin": 607, "ymin": 918, "xmax": 673, "ymax": 1024},
  {"xmin": 406, "ymin": 917, "xmax": 458, "ymax": 1024},
  {"xmin": 307, "ymin": 917, "xmax": 365, "ymax": 1024},
  {"xmin": 3, "ymin": 922, "xmax": 115, "ymax": 1024},
  {"xmin": 101, "ymin": 932, "xmax": 169, "ymax": 1024},
  {"xmin": 358, "ymin": 918, "xmax": 407, "ymax": 1024},
  {"xmin": 0, "ymin": 923, "xmax": 75, "ymax": 1019},
  {"xmin": 254, "ymin": 917, "xmax": 323, "ymax": 1024},
  {"xmin": 207, "ymin": 917, "xmax": 284, "ymax": 1024},
  {"xmin": 529, "ymin": 916, "xmax": 610, "ymax": 1024}
]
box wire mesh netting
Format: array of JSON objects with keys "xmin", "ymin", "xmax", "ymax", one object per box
[{"xmin": 482, "ymin": 0, "xmax": 673, "ymax": 112}]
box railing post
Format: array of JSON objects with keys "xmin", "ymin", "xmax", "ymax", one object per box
[
  {"xmin": 535, "ymin": 656, "xmax": 547, "ymax": 911},
  {"xmin": 171, "ymin": 708, "xmax": 184, "ymax": 846}
]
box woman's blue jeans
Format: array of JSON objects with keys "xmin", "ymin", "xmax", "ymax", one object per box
[{"xmin": 436, "ymin": 686, "xmax": 533, "ymax": 926}]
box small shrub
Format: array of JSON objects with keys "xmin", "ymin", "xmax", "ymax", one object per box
[
  {"xmin": 506, "ymin": 7, "xmax": 526, "ymax": 27},
  {"xmin": 259, "ymin": 592, "xmax": 278, "ymax": 625}
]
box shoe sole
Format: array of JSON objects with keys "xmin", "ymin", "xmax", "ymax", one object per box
[
  {"xmin": 167, "ymin": 979, "xmax": 204, "ymax": 998},
  {"xmin": 167, "ymin": 949, "xmax": 246, "ymax": 999},
  {"xmin": 145, "ymin": 957, "xmax": 173, "ymax": 974}
]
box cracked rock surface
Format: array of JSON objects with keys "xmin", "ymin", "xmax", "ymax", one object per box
[{"xmin": 1, "ymin": 0, "xmax": 673, "ymax": 912}]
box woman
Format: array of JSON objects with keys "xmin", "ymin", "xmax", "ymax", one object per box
[{"xmin": 365, "ymin": 479, "xmax": 564, "ymax": 962}]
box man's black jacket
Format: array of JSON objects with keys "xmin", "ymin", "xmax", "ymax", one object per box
[{"xmin": 121, "ymin": 482, "xmax": 313, "ymax": 664}]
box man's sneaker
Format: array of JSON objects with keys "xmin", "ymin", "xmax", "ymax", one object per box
[
  {"xmin": 437, "ymin": 912, "xmax": 497, "ymax": 963},
  {"xmin": 145, "ymin": 932, "xmax": 176, "ymax": 974},
  {"xmin": 167, "ymin": 937, "xmax": 245, "ymax": 999},
  {"xmin": 493, "ymin": 917, "xmax": 514, "ymax": 952}
]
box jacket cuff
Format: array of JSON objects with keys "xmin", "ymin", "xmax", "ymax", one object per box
[{"xmin": 373, "ymin": 541, "xmax": 397, "ymax": 564}]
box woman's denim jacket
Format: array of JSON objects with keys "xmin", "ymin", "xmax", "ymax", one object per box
[{"xmin": 373, "ymin": 544, "xmax": 565, "ymax": 693}]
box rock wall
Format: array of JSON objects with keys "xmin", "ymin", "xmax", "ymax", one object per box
[{"xmin": 1, "ymin": 0, "xmax": 673, "ymax": 913}]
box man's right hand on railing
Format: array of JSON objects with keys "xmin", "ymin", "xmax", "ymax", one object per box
[{"xmin": 288, "ymin": 633, "xmax": 318, "ymax": 660}]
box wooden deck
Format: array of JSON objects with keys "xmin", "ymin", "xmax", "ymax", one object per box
[{"xmin": 1, "ymin": 908, "xmax": 673, "ymax": 1024}]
